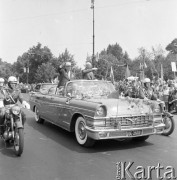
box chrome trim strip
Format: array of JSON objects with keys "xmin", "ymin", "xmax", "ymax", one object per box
[
  {"xmin": 41, "ymin": 117, "xmax": 70, "ymax": 131},
  {"xmin": 91, "ymin": 114, "xmax": 158, "ymax": 120},
  {"xmin": 85, "ymin": 123, "xmax": 165, "ymax": 132},
  {"xmin": 62, "ymin": 121, "xmax": 70, "ymax": 125},
  {"xmin": 85, "ymin": 124, "xmax": 165, "ymax": 140},
  {"xmin": 31, "ymin": 100, "xmax": 95, "ymax": 114}
]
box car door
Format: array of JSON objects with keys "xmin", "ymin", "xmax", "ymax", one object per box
[
  {"xmin": 46, "ymin": 86, "xmax": 74, "ymax": 129},
  {"xmin": 33, "ymin": 92, "xmax": 47, "ymax": 118},
  {"xmin": 51, "ymin": 95, "xmax": 68, "ymax": 127},
  {"xmin": 40, "ymin": 87, "xmax": 65, "ymax": 126},
  {"xmin": 57, "ymin": 82, "xmax": 79, "ymax": 129}
]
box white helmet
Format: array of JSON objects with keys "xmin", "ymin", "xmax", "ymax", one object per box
[
  {"xmin": 0, "ymin": 78, "xmax": 4, "ymax": 83},
  {"xmin": 8, "ymin": 76, "xmax": 18, "ymax": 83},
  {"xmin": 144, "ymin": 78, "xmax": 150, "ymax": 83}
]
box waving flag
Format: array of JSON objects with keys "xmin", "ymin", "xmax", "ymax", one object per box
[
  {"xmin": 125, "ymin": 65, "xmax": 131, "ymax": 79},
  {"xmin": 140, "ymin": 62, "xmax": 147, "ymax": 69},
  {"xmin": 144, "ymin": 61, "xmax": 147, "ymax": 68},
  {"xmin": 91, "ymin": 0, "xmax": 94, "ymax": 9},
  {"xmin": 161, "ymin": 64, "xmax": 164, "ymax": 80}
]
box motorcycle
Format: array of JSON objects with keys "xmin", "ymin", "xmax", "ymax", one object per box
[
  {"xmin": 0, "ymin": 103, "xmax": 24, "ymax": 156},
  {"xmin": 167, "ymin": 89, "xmax": 177, "ymax": 114},
  {"xmin": 168, "ymin": 98, "xmax": 177, "ymax": 114},
  {"xmin": 158, "ymin": 100, "xmax": 175, "ymax": 136}
]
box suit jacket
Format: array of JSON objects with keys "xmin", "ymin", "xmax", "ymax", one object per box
[
  {"xmin": 58, "ymin": 68, "xmax": 70, "ymax": 87},
  {"xmin": 82, "ymin": 69, "xmax": 94, "ymax": 80}
]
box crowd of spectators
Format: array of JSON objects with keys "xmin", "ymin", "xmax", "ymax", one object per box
[{"xmin": 114, "ymin": 77, "xmax": 177, "ymax": 113}]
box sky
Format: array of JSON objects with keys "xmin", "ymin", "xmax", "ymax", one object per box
[{"xmin": 0, "ymin": 0, "xmax": 177, "ymax": 68}]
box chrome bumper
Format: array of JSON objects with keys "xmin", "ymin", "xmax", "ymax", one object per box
[{"xmin": 85, "ymin": 123, "xmax": 165, "ymax": 140}]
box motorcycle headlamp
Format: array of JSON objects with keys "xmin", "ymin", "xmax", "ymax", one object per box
[
  {"xmin": 11, "ymin": 106, "xmax": 21, "ymax": 115},
  {"xmin": 5, "ymin": 109, "xmax": 10, "ymax": 114}
]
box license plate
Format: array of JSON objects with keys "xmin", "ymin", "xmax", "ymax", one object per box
[{"xmin": 127, "ymin": 130, "xmax": 142, "ymax": 136}]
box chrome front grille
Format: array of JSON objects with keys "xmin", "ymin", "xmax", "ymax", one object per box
[{"xmin": 108, "ymin": 116, "xmax": 153, "ymax": 128}]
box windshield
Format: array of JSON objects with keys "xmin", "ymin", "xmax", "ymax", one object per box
[
  {"xmin": 66, "ymin": 81, "xmax": 115, "ymax": 99},
  {"xmin": 41, "ymin": 84, "xmax": 56, "ymax": 89},
  {"xmin": 39, "ymin": 84, "xmax": 57, "ymax": 94}
]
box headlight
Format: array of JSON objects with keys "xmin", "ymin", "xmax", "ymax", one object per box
[
  {"xmin": 11, "ymin": 106, "xmax": 21, "ymax": 115},
  {"xmin": 5, "ymin": 109, "xmax": 10, "ymax": 114},
  {"xmin": 95, "ymin": 106, "xmax": 106, "ymax": 117},
  {"xmin": 86, "ymin": 120, "xmax": 106, "ymax": 127}
]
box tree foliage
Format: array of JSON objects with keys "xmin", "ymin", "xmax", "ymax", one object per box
[
  {"xmin": 106, "ymin": 43, "xmax": 124, "ymax": 60},
  {"xmin": 0, "ymin": 59, "xmax": 13, "ymax": 81},
  {"xmin": 35, "ymin": 62, "xmax": 56, "ymax": 83},
  {"xmin": 166, "ymin": 38, "xmax": 177, "ymax": 54},
  {"xmin": 58, "ymin": 49, "xmax": 76, "ymax": 67},
  {"xmin": 95, "ymin": 43, "xmax": 130, "ymax": 81},
  {"xmin": 12, "ymin": 43, "xmax": 54, "ymax": 83},
  {"xmin": 1, "ymin": 39, "xmax": 177, "ymax": 83},
  {"xmin": 56, "ymin": 48, "xmax": 79, "ymax": 79}
]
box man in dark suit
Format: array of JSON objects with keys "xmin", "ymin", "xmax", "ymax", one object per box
[{"xmin": 57, "ymin": 62, "xmax": 71, "ymax": 88}]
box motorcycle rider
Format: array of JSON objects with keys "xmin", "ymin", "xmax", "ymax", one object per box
[
  {"xmin": 139, "ymin": 78, "xmax": 157, "ymax": 100},
  {"xmin": 0, "ymin": 76, "xmax": 30, "ymax": 134},
  {"xmin": 0, "ymin": 77, "xmax": 5, "ymax": 101}
]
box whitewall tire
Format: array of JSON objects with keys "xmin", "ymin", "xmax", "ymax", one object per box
[
  {"xmin": 75, "ymin": 117, "xmax": 95, "ymax": 147},
  {"xmin": 34, "ymin": 106, "xmax": 44, "ymax": 124}
]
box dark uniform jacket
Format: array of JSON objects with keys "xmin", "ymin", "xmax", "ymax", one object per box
[
  {"xmin": 3, "ymin": 88, "xmax": 23, "ymax": 105},
  {"xmin": 139, "ymin": 87, "xmax": 157, "ymax": 100}
]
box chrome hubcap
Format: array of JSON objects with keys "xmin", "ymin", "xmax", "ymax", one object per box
[
  {"xmin": 35, "ymin": 108, "xmax": 39, "ymax": 120},
  {"xmin": 78, "ymin": 122, "xmax": 86, "ymax": 140}
]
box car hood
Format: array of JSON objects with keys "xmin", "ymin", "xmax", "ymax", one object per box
[{"xmin": 86, "ymin": 98, "xmax": 158, "ymax": 116}]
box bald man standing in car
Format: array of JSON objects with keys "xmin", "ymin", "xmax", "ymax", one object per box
[{"xmin": 82, "ymin": 62, "xmax": 97, "ymax": 80}]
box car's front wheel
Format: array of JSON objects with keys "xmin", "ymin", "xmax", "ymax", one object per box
[
  {"xmin": 75, "ymin": 117, "xmax": 95, "ymax": 147},
  {"xmin": 34, "ymin": 106, "xmax": 44, "ymax": 124}
]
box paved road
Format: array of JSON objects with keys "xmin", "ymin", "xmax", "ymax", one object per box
[{"xmin": 0, "ymin": 94, "xmax": 177, "ymax": 180}]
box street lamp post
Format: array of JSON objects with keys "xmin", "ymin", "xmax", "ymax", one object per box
[
  {"xmin": 91, "ymin": 0, "xmax": 95, "ymax": 67},
  {"xmin": 23, "ymin": 65, "xmax": 29, "ymax": 84},
  {"xmin": 25, "ymin": 52, "xmax": 33, "ymax": 84},
  {"xmin": 26, "ymin": 65, "xmax": 29, "ymax": 84}
]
